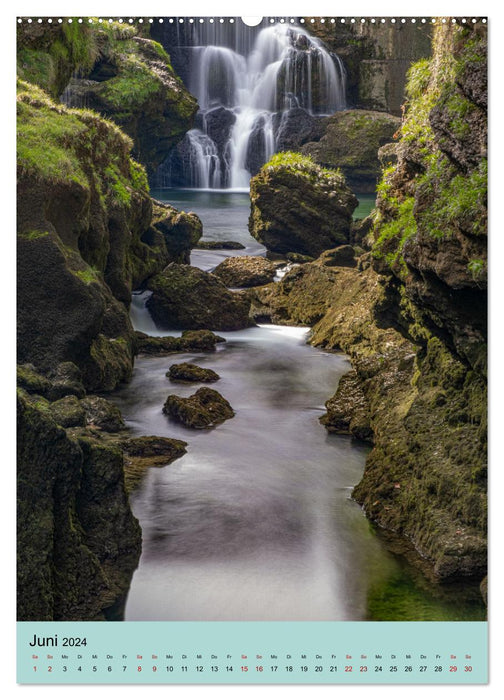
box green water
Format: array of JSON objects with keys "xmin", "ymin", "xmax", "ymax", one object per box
[{"xmin": 354, "ymin": 193, "xmax": 376, "ymax": 220}]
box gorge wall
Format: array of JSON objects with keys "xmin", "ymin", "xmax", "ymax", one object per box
[{"xmin": 248, "ymin": 20, "xmax": 487, "ymax": 584}]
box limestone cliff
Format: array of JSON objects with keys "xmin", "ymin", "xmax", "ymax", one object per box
[{"xmin": 306, "ymin": 18, "xmax": 432, "ymax": 115}]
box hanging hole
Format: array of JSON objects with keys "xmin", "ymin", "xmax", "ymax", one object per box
[{"xmin": 241, "ymin": 17, "xmax": 263, "ymax": 27}]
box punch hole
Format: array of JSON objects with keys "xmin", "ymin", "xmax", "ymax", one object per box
[{"xmin": 241, "ymin": 17, "xmax": 262, "ymax": 27}]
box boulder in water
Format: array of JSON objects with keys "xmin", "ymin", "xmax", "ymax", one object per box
[
  {"xmin": 163, "ymin": 387, "xmax": 234, "ymax": 429},
  {"xmin": 120, "ymin": 436, "xmax": 188, "ymax": 492},
  {"xmin": 80, "ymin": 396, "xmax": 126, "ymax": 433},
  {"xmin": 213, "ymin": 256, "xmax": 277, "ymax": 288},
  {"xmin": 146, "ymin": 264, "xmax": 253, "ymax": 331},
  {"xmin": 48, "ymin": 395, "xmax": 86, "ymax": 428},
  {"xmin": 135, "ymin": 329, "xmax": 226, "ymax": 355},
  {"xmin": 195, "ymin": 240, "xmax": 245, "ymax": 250},
  {"xmin": 167, "ymin": 362, "xmax": 220, "ymax": 383},
  {"xmin": 249, "ymin": 152, "xmax": 358, "ymax": 258}
]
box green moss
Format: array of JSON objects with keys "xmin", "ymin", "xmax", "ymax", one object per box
[
  {"xmin": 74, "ymin": 266, "xmax": 100, "ymax": 284},
  {"xmin": 373, "ymin": 197, "xmax": 416, "ymax": 270},
  {"xmin": 467, "ymin": 258, "xmax": 486, "ymax": 281},
  {"xmin": 129, "ymin": 159, "xmax": 149, "ymax": 193},
  {"xmin": 17, "ymin": 81, "xmax": 88, "ymax": 186},
  {"xmin": 98, "ymin": 55, "xmax": 162, "ymax": 113}
]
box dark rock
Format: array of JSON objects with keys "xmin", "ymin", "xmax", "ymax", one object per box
[
  {"xmin": 213, "ymin": 256, "xmax": 277, "ymax": 288},
  {"xmin": 146, "ymin": 264, "xmax": 253, "ymax": 331},
  {"xmin": 318, "ymin": 245, "xmax": 357, "ymax": 268},
  {"xmin": 273, "ymin": 108, "xmax": 325, "ymax": 151},
  {"xmin": 320, "ymin": 370, "xmax": 373, "ymax": 441},
  {"xmin": 249, "ymin": 153, "xmax": 358, "ymax": 258},
  {"xmin": 203, "ymin": 107, "xmax": 236, "ymax": 162},
  {"xmin": 17, "ymin": 364, "xmax": 52, "ymax": 396},
  {"xmin": 135, "ymin": 329, "xmax": 226, "ymax": 355},
  {"xmin": 150, "ymin": 199, "xmax": 202, "ymax": 264},
  {"xmin": 195, "ymin": 240, "xmax": 245, "ymax": 250},
  {"xmin": 286, "ymin": 253, "xmax": 314, "ymax": 264},
  {"xmin": 301, "ymin": 110, "xmax": 401, "ymax": 192},
  {"xmin": 167, "ymin": 363, "xmax": 220, "ymax": 383},
  {"xmin": 48, "ymin": 395, "xmax": 86, "ymax": 428},
  {"xmin": 80, "ymin": 396, "xmax": 125, "ymax": 433},
  {"xmin": 48, "ymin": 362, "xmax": 86, "ymax": 401},
  {"xmin": 119, "ymin": 436, "xmax": 187, "ymax": 492},
  {"xmin": 163, "ymin": 387, "xmax": 234, "ymax": 429},
  {"xmin": 17, "ymin": 392, "xmax": 141, "ymax": 620}
]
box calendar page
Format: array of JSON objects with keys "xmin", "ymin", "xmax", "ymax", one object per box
[{"xmin": 16, "ymin": 12, "xmax": 488, "ymax": 685}]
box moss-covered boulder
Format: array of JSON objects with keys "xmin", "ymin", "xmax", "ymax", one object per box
[
  {"xmin": 149, "ymin": 199, "xmax": 202, "ymax": 264},
  {"xmin": 17, "ymin": 391, "xmax": 141, "ymax": 620},
  {"xmin": 120, "ymin": 436, "xmax": 187, "ymax": 492},
  {"xmin": 320, "ymin": 370, "xmax": 372, "ymax": 441},
  {"xmin": 146, "ymin": 264, "xmax": 253, "ymax": 331},
  {"xmin": 163, "ymin": 387, "xmax": 234, "ymax": 429},
  {"xmin": 300, "ymin": 110, "xmax": 401, "ymax": 193},
  {"xmin": 213, "ymin": 256, "xmax": 277, "ymax": 288},
  {"xmin": 48, "ymin": 395, "xmax": 86, "ymax": 428},
  {"xmin": 167, "ymin": 362, "xmax": 220, "ymax": 383},
  {"xmin": 195, "ymin": 240, "xmax": 245, "ymax": 250},
  {"xmin": 80, "ymin": 396, "xmax": 126, "ymax": 432},
  {"xmin": 135, "ymin": 329, "xmax": 226, "ymax": 355},
  {"xmin": 17, "ymin": 21, "xmax": 197, "ymax": 175},
  {"xmin": 249, "ymin": 152, "xmax": 358, "ymax": 258}
]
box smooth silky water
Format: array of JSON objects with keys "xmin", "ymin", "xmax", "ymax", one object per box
[{"xmin": 118, "ymin": 190, "xmax": 485, "ymax": 622}]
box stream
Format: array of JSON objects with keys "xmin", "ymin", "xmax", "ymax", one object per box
[{"xmin": 113, "ymin": 190, "xmax": 485, "ymax": 622}]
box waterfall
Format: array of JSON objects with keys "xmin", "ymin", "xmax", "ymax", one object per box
[{"xmin": 155, "ymin": 22, "xmax": 346, "ymax": 190}]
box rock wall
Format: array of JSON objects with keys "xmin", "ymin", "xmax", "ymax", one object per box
[{"xmin": 306, "ymin": 18, "xmax": 432, "ymax": 115}]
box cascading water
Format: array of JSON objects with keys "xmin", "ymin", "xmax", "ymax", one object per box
[{"xmin": 155, "ymin": 22, "xmax": 346, "ymax": 190}]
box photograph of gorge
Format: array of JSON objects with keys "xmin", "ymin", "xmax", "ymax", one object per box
[{"xmin": 17, "ymin": 17, "xmax": 487, "ymax": 623}]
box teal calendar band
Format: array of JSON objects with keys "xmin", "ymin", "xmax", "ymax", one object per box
[{"xmin": 17, "ymin": 621, "xmax": 488, "ymax": 684}]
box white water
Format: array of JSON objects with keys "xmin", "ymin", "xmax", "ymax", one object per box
[{"xmin": 158, "ymin": 23, "xmax": 346, "ymax": 189}]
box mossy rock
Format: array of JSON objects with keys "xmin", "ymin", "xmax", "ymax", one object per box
[
  {"xmin": 120, "ymin": 435, "xmax": 187, "ymax": 492},
  {"xmin": 17, "ymin": 363, "xmax": 52, "ymax": 396},
  {"xmin": 163, "ymin": 387, "xmax": 234, "ymax": 429},
  {"xmin": 212, "ymin": 256, "xmax": 277, "ymax": 288},
  {"xmin": 249, "ymin": 152, "xmax": 358, "ymax": 258},
  {"xmin": 301, "ymin": 110, "xmax": 401, "ymax": 192},
  {"xmin": 146, "ymin": 264, "xmax": 253, "ymax": 331},
  {"xmin": 151, "ymin": 200, "xmax": 202, "ymax": 263},
  {"xmin": 167, "ymin": 362, "xmax": 220, "ymax": 383},
  {"xmin": 48, "ymin": 395, "xmax": 86, "ymax": 428},
  {"xmin": 135, "ymin": 329, "xmax": 225, "ymax": 355},
  {"xmin": 195, "ymin": 240, "xmax": 245, "ymax": 250},
  {"xmin": 80, "ymin": 396, "xmax": 125, "ymax": 433}
]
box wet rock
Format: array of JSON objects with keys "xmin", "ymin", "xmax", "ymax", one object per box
[
  {"xmin": 195, "ymin": 240, "xmax": 245, "ymax": 250},
  {"xmin": 120, "ymin": 436, "xmax": 187, "ymax": 492},
  {"xmin": 163, "ymin": 387, "xmax": 234, "ymax": 429},
  {"xmin": 135, "ymin": 329, "xmax": 226, "ymax": 355},
  {"xmin": 286, "ymin": 253, "xmax": 314, "ymax": 264},
  {"xmin": 320, "ymin": 370, "xmax": 373, "ymax": 441},
  {"xmin": 213, "ymin": 256, "xmax": 277, "ymax": 288},
  {"xmin": 80, "ymin": 396, "xmax": 125, "ymax": 433},
  {"xmin": 272, "ymin": 108, "xmax": 325, "ymax": 152},
  {"xmin": 146, "ymin": 263, "xmax": 253, "ymax": 331},
  {"xmin": 249, "ymin": 153, "xmax": 358, "ymax": 258},
  {"xmin": 167, "ymin": 363, "xmax": 220, "ymax": 383}
]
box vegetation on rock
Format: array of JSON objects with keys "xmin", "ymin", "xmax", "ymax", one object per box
[
  {"xmin": 163, "ymin": 388, "xmax": 235, "ymax": 429},
  {"xmin": 249, "ymin": 152, "xmax": 358, "ymax": 258},
  {"xmin": 167, "ymin": 363, "xmax": 220, "ymax": 383},
  {"xmin": 213, "ymin": 256, "xmax": 277, "ymax": 288}
]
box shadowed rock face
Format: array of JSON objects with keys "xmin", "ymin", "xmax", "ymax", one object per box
[
  {"xmin": 146, "ymin": 264, "xmax": 254, "ymax": 331},
  {"xmin": 249, "ymin": 153, "xmax": 358, "ymax": 258},
  {"xmin": 163, "ymin": 387, "xmax": 235, "ymax": 429}
]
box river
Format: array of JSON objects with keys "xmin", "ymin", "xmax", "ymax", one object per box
[{"xmin": 113, "ymin": 189, "xmax": 485, "ymax": 622}]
